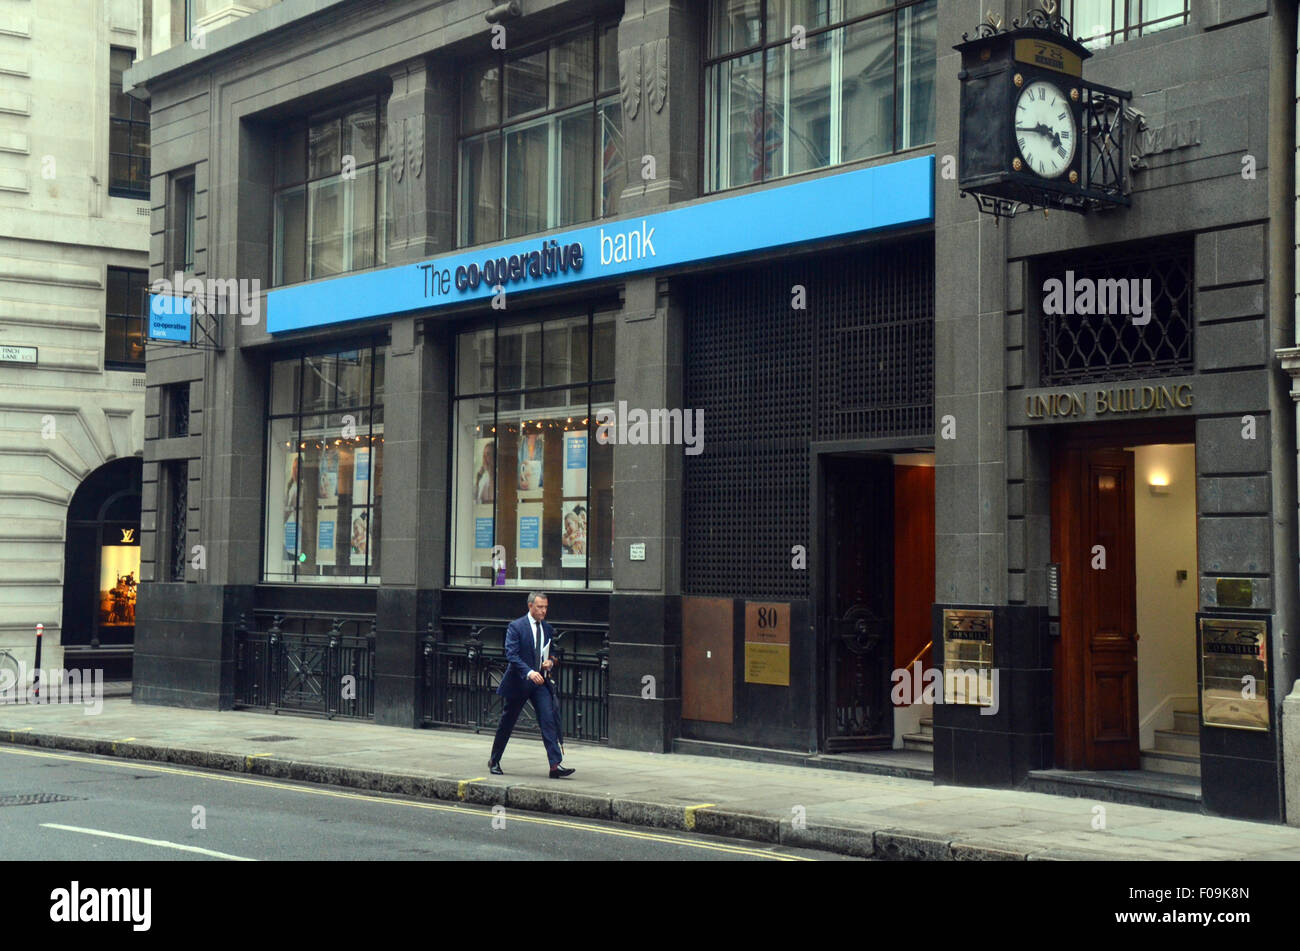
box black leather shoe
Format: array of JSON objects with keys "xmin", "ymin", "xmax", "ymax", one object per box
[
  {"xmin": 549, "ymin": 765, "xmax": 575, "ymax": 779},
  {"xmin": 488, "ymin": 758, "xmax": 503, "ymax": 775}
]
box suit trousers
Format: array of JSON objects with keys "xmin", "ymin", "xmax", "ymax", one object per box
[{"xmin": 490, "ymin": 682, "xmax": 563, "ymax": 767}]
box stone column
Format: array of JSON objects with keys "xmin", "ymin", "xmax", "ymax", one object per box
[
  {"xmin": 607, "ymin": 276, "xmax": 684, "ymax": 751},
  {"xmin": 385, "ymin": 57, "xmax": 457, "ymax": 266},
  {"xmin": 615, "ymin": 0, "xmax": 702, "ymax": 213},
  {"xmin": 374, "ymin": 317, "xmax": 450, "ymax": 726}
]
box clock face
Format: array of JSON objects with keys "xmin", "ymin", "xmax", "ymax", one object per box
[{"xmin": 1014, "ymin": 80, "xmax": 1077, "ymax": 179}]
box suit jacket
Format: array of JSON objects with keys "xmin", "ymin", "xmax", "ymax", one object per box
[{"xmin": 497, "ymin": 614, "xmax": 554, "ymax": 700}]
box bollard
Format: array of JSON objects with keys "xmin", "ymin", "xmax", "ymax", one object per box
[{"xmin": 33, "ymin": 622, "xmax": 43, "ymax": 698}]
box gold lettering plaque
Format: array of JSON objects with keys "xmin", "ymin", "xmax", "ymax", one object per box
[
  {"xmin": 1013, "ymin": 38, "xmax": 1084, "ymax": 77},
  {"xmin": 1200, "ymin": 617, "xmax": 1268, "ymax": 732},
  {"xmin": 942, "ymin": 609, "xmax": 994, "ymax": 706},
  {"xmin": 744, "ymin": 601, "xmax": 790, "ymax": 686}
]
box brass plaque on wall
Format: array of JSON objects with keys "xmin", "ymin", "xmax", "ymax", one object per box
[
  {"xmin": 1215, "ymin": 578, "xmax": 1254, "ymax": 609},
  {"xmin": 744, "ymin": 601, "xmax": 790, "ymax": 686},
  {"xmin": 1200, "ymin": 617, "xmax": 1268, "ymax": 732},
  {"xmin": 682, "ymin": 597, "xmax": 734, "ymax": 723},
  {"xmin": 942, "ymin": 609, "xmax": 994, "ymax": 706}
]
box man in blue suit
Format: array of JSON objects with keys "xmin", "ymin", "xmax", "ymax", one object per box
[{"xmin": 488, "ymin": 592, "xmax": 574, "ymax": 778}]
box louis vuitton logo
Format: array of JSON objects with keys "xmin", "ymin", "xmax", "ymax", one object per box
[{"xmin": 120, "ymin": 529, "xmax": 135, "ymax": 543}]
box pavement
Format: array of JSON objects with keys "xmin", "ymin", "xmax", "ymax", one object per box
[{"xmin": 2, "ymin": 697, "xmax": 1298, "ymax": 860}]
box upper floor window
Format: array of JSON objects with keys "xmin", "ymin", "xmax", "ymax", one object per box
[
  {"xmin": 171, "ymin": 174, "xmax": 196, "ymax": 273},
  {"xmin": 110, "ymin": 48, "xmax": 150, "ymax": 199},
  {"xmin": 272, "ymin": 97, "xmax": 389, "ymax": 287},
  {"xmin": 105, "ymin": 267, "xmax": 147, "ymax": 370},
  {"xmin": 1066, "ymin": 0, "xmax": 1189, "ymax": 49},
  {"xmin": 704, "ymin": 0, "xmax": 937, "ymax": 193},
  {"xmin": 459, "ymin": 22, "xmax": 623, "ymax": 247}
]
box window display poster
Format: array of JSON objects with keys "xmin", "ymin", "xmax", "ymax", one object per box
[
  {"xmin": 283, "ymin": 453, "xmax": 300, "ymax": 559},
  {"xmin": 98, "ymin": 545, "xmax": 140, "ymax": 627},
  {"xmin": 318, "ymin": 448, "xmax": 339, "ymax": 505},
  {"xmin": 517, "ymin": 433, "xmax": 544, "ymax": 495},
  {"xmin": 319, "ymin": 519, "xmax": 335, "ymax": 552},
  {"xmin": 563, "ymin": 430, "xmax": 587, "ymax": 499},
  {"xmin": 517, "ymin": 502, "xmax": 542, "ymax": 566},
  {"xmin": 474, "ymin": 508, "xmax": 495, "ymax": 552},
  {"xmin": 350, "ymin": 509, "xmax": 369, "ymax": 566},
  {"xmin": 472, "ymin": 438, "xmax": 495, "ymax": 504},
  {"xmin": 355, "ymin": 446, "xmax": 371, "ymax": 486},
  {"xmin": 561, "ymin": 501, "xmax": 587, "ymax": 567}
]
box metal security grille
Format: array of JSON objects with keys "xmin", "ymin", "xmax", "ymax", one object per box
[
  {"xmin": 1038, "ymin": 239, "xmax": 1193, "ymax": 386},
  {"xmin": 168, "ymin": 460, "xmax": 188, "ymax": 583},
  {"xmin": 683, "ymin": 240, "xmax": 934, "ymax": 598}
]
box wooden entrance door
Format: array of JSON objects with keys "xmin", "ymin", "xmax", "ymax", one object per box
[{"xmin": 1052, "ymin": 447, "xmax": 1139, "ymax": 770}]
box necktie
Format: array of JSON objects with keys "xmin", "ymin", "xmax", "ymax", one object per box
[{"xmin": 534, "ymin": 620, "xmax": 542, "ymax": 675}]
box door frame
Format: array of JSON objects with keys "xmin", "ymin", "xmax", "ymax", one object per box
[
  {"xmin": 809, "ymin": 436, "xmax": 931, "ymax": 752},
  {"xmin": 1049, "ymin": 417, "xmax": 1195, "ymax": 769}
]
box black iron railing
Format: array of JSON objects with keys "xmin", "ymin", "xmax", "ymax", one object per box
[
  {"xmin": 421, "ymin": 619, "xmax": 609, "ymax": 742},
  {"xmin": 234, "ymin": 612, "xmax": 376, "ymax": 719}
]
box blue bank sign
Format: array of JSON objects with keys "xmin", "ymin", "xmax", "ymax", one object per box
[
  {"xmin": 147, "ymin": 294, "xmax": 193, "ymax": 342},
  {"xmin": 267, "ymin": 155, "xmax": 933, "ymax": 335}
]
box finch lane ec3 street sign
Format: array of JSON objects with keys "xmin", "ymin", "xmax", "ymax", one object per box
[{"xmin": 0, "ymin": 345, "xmax": 38, "ymax": 366}]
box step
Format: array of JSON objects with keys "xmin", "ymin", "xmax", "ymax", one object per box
[
  {"xmin": 901, "ymin": 732, "xmax": 933, "ymax": 752},
  {"xmin": 1153, "ymin": 728, "xmax": 1199, "ymax": 756},
  {"xmin": 918, "ymin": 717, "xmax": 933, "ymax": 736},
  {"xmin": 1022, "ymin": 768, "xmax": 1202, "ymax": 814},
  {"xmin": 1140, "ymin": 748, "xmax": 1201, "ymax": 778},
  {"xmin": 1173, "ymin": 709, "xmax": 1199, "ymax": 733}
]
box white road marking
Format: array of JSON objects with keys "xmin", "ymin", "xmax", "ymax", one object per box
[{"xmin": 40, "ymin": 823, "xmax": 255, "ymax": 861}]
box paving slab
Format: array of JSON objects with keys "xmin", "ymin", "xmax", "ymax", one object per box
[{"xmin": 0, "ymin": 698, "xmax": 1296, "ymax": 861}]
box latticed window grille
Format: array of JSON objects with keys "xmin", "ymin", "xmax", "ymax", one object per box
[
  {"xmin": 168, "ymin": 460, "xmax": 188, "ymax": 582},
  {"xmin": 683, "ymin": 239, "xmax": 934, "ymax": 599},
  {"xmin": 1037, "ymin": 239, "xmax": 1193, "ymax": 386}
]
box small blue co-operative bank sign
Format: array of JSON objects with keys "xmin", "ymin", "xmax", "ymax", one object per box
[
  {"xmin": 267, "ymin": 154, "xmax": 934, "ymax": 334},
  {"xmin": 148, "ymin": 295, "xmax": 193, "ymax": 342}
]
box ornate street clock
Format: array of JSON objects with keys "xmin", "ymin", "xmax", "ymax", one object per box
[{"xmin": 955, "ymin": 2, "xmax": 1132, "ymax": 219}]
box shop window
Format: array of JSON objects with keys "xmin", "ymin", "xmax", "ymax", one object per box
[
  {"xmin": 458, "ymin": 22, "xmax": 623, "ymax": 247},
  {"xmin": 450, "ymin": 308, "xmax": 615, "ymax": 588},
  {"xmin": 105, "ymin": 266, "xmax": 148, "ymax": 371},
  {"xmin": 704, "ymin": 0, "xmax": 936, "ymax": 193},
  {"xmin": 272, "ymin": 97, "xmax": 390, "ymax": 286},
  {"xmin": 262, "ymin": 342, "xmax": 385, "ymax": 584},
  {"xmin": 1065, "ymin": 0, "xmax": 1188, "ymax": 49},
  {"xmin": 109, "ymin": 48, "xmax": 150, "ymax": 199}
]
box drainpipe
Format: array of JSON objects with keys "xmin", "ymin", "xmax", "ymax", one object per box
[{"xmin": 1274, "ymin": 6, "xmax": 1300, "ymax": 825}]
